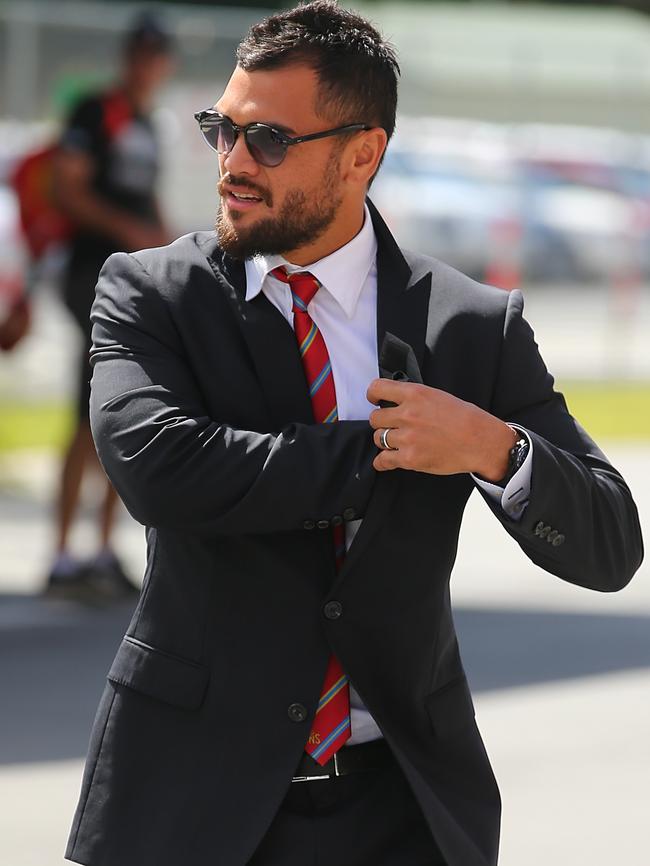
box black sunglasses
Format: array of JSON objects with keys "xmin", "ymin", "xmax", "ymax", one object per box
[{"xmin": 194, "ymin": 110, "xmax": 370, "ymax": 167}]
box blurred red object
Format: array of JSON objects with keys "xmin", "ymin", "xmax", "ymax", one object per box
[
  {"xmin": 484, "ymin": 215, "xmax": 521, "ymax": 291},
  {"xmin": 10, "ymin": 144, "xmax": 72, "ymax": 260}
]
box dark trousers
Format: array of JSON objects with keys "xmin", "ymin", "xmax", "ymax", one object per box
[
  {"xmin": 62, "ymin": 248, "xmax": 110, "ymax": 421},
  {"xmin": 247, "ymin": 750, "xmax": 446, "ymax": 866}
]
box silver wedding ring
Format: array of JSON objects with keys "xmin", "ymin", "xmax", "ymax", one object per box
[{"xmin": 379, "ymin": 428, "xmax": 397, "ymax": 451}]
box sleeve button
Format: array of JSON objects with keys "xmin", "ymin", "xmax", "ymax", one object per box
[
  {"xmin": 547, "ymin": 529, "xmax": 558, "ymax": 543},
  {"xmin": 287, "ymin": 703, "xmax": 308, "ymax": 723},
  {"xmin": 552, "ymin": 534, "xmax": 565, "ymax": 546},
  {"xmin": 331, "ymin": 514, "xmax": 343, "ymax": 527},
  {"xmin": 317, "ymin": 519, "xmax": 330, "ymax": 530},
  {"xmin": 342, "ymin": 507, "xmax": 356, "ymax": 521},
  {"xmin": 303, "ymin": 520, "xmax": 316, "ymax": 530}
]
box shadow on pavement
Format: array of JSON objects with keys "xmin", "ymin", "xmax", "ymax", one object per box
[
  {"xmin": 1, "ymin": 595, "xmax": 649, "ymax": 766},
  {"xmin": 454, "ymin": 606, "xmax": 650, "ymax": 692},
  {"xmin": 0, "ymin": 594, "xmax": 133, "ymax": 767}
]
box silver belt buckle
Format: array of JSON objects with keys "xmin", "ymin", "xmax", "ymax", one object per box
[
  {"xmin": 291, "ymin": 752, "xmax": 340, "ymax": 783},
  {"xmin": 291, "ymin": 773, "xmax": 328, "ymax": 783}
]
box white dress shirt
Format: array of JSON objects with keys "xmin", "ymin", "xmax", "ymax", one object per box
[{"xmin": 244, "ymin": 205, "xmax": 532, "ymax": 743}]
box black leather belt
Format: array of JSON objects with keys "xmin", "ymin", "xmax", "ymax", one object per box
[{"xmin": 292, "ymin": 738, "xmax": 391, "ymax": 783}]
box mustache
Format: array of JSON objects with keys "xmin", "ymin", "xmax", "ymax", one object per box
[{"xmin": 217, "ymin": 174, "xmax": 272, "ymax": 206}]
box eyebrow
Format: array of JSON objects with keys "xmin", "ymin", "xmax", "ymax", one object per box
[{"xmin": 213, "ymin": 106, "xmax": 297, "ymax": 137}]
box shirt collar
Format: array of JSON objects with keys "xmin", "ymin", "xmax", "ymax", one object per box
[{"xmin": 244, "ymin": 204, "xmax": 377, "ymax": 319}]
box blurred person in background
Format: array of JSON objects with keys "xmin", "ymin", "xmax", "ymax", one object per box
[
  {"xmin": 64, "ymin": 3, "xmax": 642, "ymax": 866},
  {"xmin": 46, "ymin": 12, "xmax": 175, "ymax": 602}
]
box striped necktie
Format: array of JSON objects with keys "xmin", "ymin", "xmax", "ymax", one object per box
[{"xmin": 271, "ymin": 266, "xmax": 351, "ymax": 765}]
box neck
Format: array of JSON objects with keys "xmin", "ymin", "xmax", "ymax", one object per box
[
  {"xmin": 283, "ymin": 200, "xmax": 366, "ymax": 267},
  {"xmin": 119, "ymin": 79, "xmax": 151, "ymax": 113}
]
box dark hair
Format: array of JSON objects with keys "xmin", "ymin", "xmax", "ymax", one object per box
[
  {"xmin": 236, "ymin": 1, "xmax": 399, "ymax": 142},
  {"xmin": 123, "ymin": 12, "xmax": 175, "ymax": 58}
]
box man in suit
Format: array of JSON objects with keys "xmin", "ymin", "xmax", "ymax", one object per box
[{"xmin": 65, "ymin": 3, "xmax": 643, "ymax": 865}]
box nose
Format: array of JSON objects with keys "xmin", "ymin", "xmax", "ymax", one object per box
[{"xmin": 221, "ymin": 131, "xmax": 260, "ymax": 178}]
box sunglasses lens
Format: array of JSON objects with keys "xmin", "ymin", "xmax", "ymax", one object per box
[
  {"xmin": 216, "ymin": 119, "xmax": 236, "ymax": 155},
  {"xmin": 246, "ymin": 125, "xmax": 287, "ymax": 167},
  {"xmin": 200, "ymin": 117, "xmax": 235, "ymax": 154}
]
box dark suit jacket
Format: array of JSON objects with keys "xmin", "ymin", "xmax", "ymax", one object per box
[{"xmin": 65, "ymin": 202, "xmax": 643, "ymax": 866}]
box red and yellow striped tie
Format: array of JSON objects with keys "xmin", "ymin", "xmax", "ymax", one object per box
[{"xmin": 271, "ymin": 266, "xmax": 351, "ymax": 765}]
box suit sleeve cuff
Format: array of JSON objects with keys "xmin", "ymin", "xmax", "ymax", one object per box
[{"xmin": 471, "ymin": 426, "xmax": 532, "ymax": 521}]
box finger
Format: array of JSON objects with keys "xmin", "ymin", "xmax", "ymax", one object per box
[
  {"xmin": 368, "ymin": 406, "xmax": 402, "ymax": 429},
  {"xmin": 373, "ymin": 449, "xmax": 404, "ymax": 472},
  {"xmin": 372, "ymin": 427, "xmax": 403, "ymax": 451},
  {"xmin": 366, "ymin": 377, "xmax": 412, "ymax": 406}
]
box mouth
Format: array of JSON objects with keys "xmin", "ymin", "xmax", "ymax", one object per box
[{"xmin": 222, "ymin": 185, "xmax": 267, "ymax": 212}]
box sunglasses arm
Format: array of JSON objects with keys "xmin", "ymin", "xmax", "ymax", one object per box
[{"xmin": 287, "ymin": 124, "xmax": 369, "ymax": 146}]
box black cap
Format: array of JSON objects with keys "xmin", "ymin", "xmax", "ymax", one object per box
[{"xmin": 123, "ymin": 12, "xmax": 175, "ymax": 56}]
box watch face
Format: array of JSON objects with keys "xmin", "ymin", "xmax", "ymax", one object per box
[
  {"xmin": 501, "ymin": 439, "xmax": 528, "ymax": 484},
  {"xmin": 514, "ymin": 440, "xmax": 529, "ymax": 466}
]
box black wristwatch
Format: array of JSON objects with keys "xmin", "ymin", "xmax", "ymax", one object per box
[{"xmin": 493, "ymin": 428, "xmax": 529, "ymax": 487}]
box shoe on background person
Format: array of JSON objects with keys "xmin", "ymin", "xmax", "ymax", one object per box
[
  {"xmin": 85, "ymin": 548, "xmax": 140, "ymax": 600},
  {"xmin": 44, "ymin": 548, "xmax": 138, "ymax": 605}
]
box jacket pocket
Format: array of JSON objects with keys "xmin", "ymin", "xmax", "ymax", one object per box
[
  {"xmin": 425, "ymin": 674, "xmax": 475, "ymax": 739},
  {"xmin": 107, "ymin": 635, "xmax": 209, "ymax": 710}
]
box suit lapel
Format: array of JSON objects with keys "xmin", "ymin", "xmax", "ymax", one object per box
[
  {"xmin": 335, "ymin": 201, "xmax": 433, "ymax": 581},
  {"xmin": 202, "ymin": 240, "xmax": 314, "ymax": 429},
  {"xmin": 372, "ymin": 199, "xmax": 432, "ymax": 374}
]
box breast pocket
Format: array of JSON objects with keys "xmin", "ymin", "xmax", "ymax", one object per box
[
  {"xmin": 107, "ymin": 635, "xmax": 209, "ymax": 710},
  {"xmin": 425, "ymin": 674, "xmax": 476, "ymax": 739}
]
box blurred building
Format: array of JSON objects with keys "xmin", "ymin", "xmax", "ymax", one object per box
[{"xmin": 6, "ymin": 2, "xmax": 650, "ymax": 127}]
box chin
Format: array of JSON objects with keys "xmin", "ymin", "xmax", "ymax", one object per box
[{"xmin": 224, "ymin": 205, "xmax": 264, "ymax": 227}]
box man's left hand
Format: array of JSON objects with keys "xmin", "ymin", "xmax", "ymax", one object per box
[{"xmin": 367, "ymin": 379, "xmax": 517, "ymax": 480}]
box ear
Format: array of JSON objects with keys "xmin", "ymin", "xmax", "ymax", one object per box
[{"xmin": 342, "ymin": 128, "xmax": 388, "ymax": 187}]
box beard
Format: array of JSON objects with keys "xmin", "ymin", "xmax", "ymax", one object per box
[{"xmin": 215, "ymin": 152, "xmax": 343, "ymax": 261}]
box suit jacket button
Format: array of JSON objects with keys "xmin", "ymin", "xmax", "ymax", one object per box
[
  {"xmin": 288, "ymin": 703, "xmax": 308, "ymax": 723},
  {"xmin": 552, "ymin": 534, "xmax": 565, "ymax": 546},
  {"xmin": 324, "ymin": 600, "xmax": 343, "ymax": 620},
  {"xmin": 343, "ymin": 507, "xmax": 356, "ymax": 521},
  {"xmin": 331, "ymin": 514, "xmax": 343, "ymax": 527},
  {"xmin": 317, "ymin": 519, "xmax": 330, "ymax": 530},
  {"xmin": 303, "ymin": 520, "xmax": 316, "ymax": 530}
]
